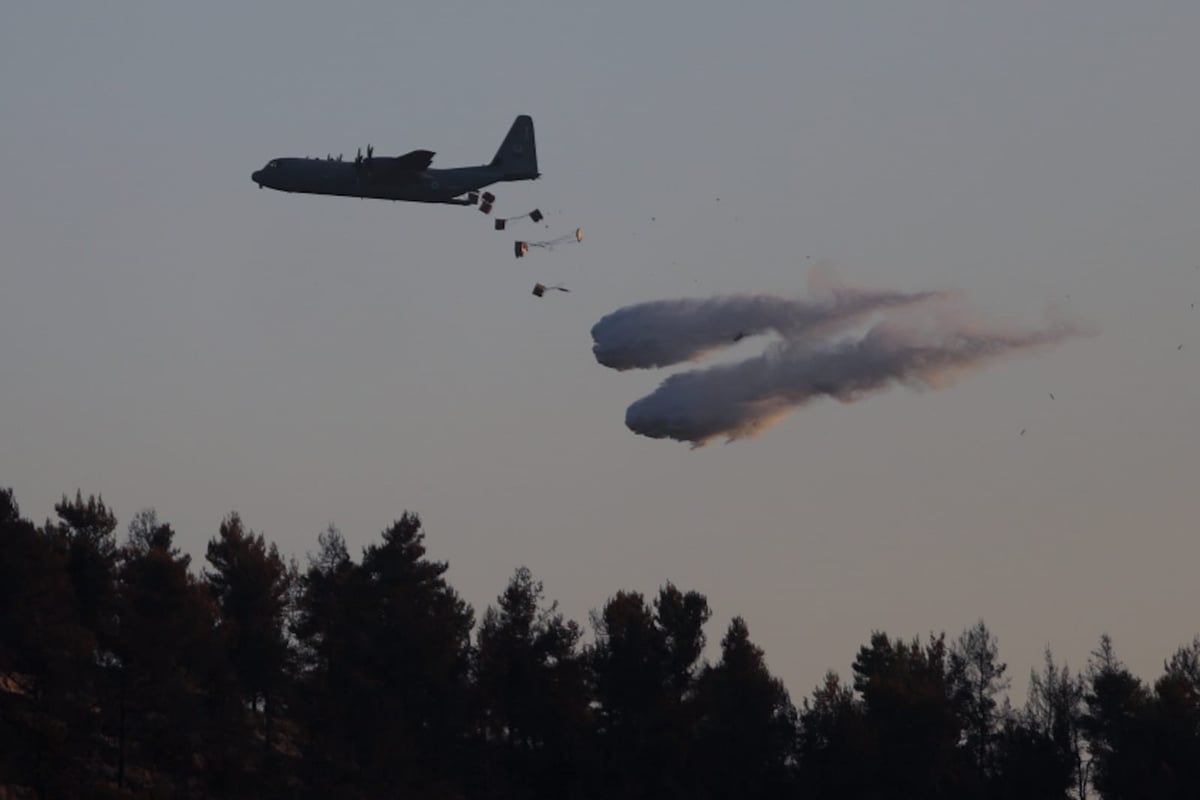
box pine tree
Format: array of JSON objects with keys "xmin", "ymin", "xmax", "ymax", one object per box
[
  {"xmin": 798, "ymin": 671, "xmax": 873, "ymax": 799},
  {"xmin": 693, "ymin": 617, "xmax": 797, "ymax": 799},
  {"xmin": 474, "ymin": 566, "xmax": 589, "ymax": 799},
  {"xmin": 948, "ymin": 620, "xmax": 1011, "ymax": 780},
  {"xmin": 0, "ymin": 489, "xmax": 95, "ymax": 796},
  {"xmin": 587, "ymin": 584, "xmax": 710, "ymax": 799},
  {"xmin": 204, "ymin": 512, "xmax": 295, "ymax": 752},
  {"xmin": 115, "ymin": 511, "xmax": 219, "ymax": 792},
  {"xmin": 1082, "ymin": 635, "xmax": 1154, "ymax": 799},
  {"xmin": 851, "ymin": 632, "xmax": 965, "ymax": 797}
]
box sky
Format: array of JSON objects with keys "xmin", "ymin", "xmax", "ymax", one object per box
[{"xmin": 3, "ymin": 1, "xmax": 1199, "ymax": 701}]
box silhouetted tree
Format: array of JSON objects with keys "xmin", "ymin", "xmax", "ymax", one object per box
[
  {"xmin": 49, "ymin": 491, "xmax": 121, "ymax": 795},
  {"xmin": 0, "ymin": 489, "xmax": 95, "ymax": 797},
  {"xmin": 991, "ymin": 713, "xmax": 1075, "ymax": 800},
  {"xmin": 125, "ymin": 507, "xmax": 177, "ymax": 556},
  {"xmin": 851, "ymin": 632, "xmax": 966, "ymax": 798},
  {"xmin": 292, "ymin": 524, "xmax": 353, "ymax": 677},
  {"xmin": 948, "ymin": 620, "xmax": 1010, "ymax": 781},
  {"xmin": 10, "ymin": 483, "xmax": 1200, "ymax": 800},
  {"xmin": 1023, "ymin": 647, "xmax": 1087, "ymax": 798},
  {"xmin": 205, "ymin": 512, "xmax": 294, "ymax": 751},
  {"xmin": 655, "ymin": 583, "xmax": 711, "ymax": 696},
  {"xmin": 474, "ymin": 566, "xmax": 590, "ymax": 800},
  {"xmin": 294, "ymin": 514, "xmax": 474, "ymax": 797},
  {"xmin": 115, "ymin": 510, "xmax": 220, "ymax": 793},
  {"xmin": 53, "ymin": 491, "xmax": 119, "ymax": 648},
  {"xmin": 1145, "ymin": 638, "xmax": 1200, "ymax": 797},
  {"xmin": 292, "ymin": 525, "xmax": 362, "ymax": 795},
  {"xmin": 588, "ymin": 585, "xmax": 710, "ymax": 799},
  {"xmin": 692, "ymin": 617, "xmax": 797, "ymax": 799},
  {"xmin": 361, "ymin": 513, "xmax": 474, "ymax": 794},
  {"xmin": 1082, "ymin": 635, "xmax": 1154, "ymax": 799},
  {"xmin": 798, "ymin": 670, "xmax": 874, "ymax": 799},
  {"xmin": 0, "ymin": 489, "xmax": 71, "ymax": 682}
]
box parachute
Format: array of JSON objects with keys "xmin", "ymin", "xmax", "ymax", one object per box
[
  {"xmin": 531, "ymin": 282, "xmax": 569, "ymax": 298},
  {"xmin": 494, "ymin": 208, "xmax": 544, "ymax": 230},
  {"xmin": 514, "ymin": 228, "xmax": 583, "ymax": 258}
]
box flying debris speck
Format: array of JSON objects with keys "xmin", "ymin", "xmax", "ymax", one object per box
[
  {"xmin": 1049, "ymin": 393, "xmax": 1055, "ymax": 400},
  {"xmin": 1020, "ymin": 429, "xmax": 1026, "ymax": 436}
]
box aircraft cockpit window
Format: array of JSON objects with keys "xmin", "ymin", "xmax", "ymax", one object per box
[{"xmin": 267, "ymin": 160, "xmax": 278, "ymax": 169}]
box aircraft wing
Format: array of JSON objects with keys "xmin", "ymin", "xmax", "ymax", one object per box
[
  {"xmin": 391, "ymin": 149, "xmax": 435, "ymax": 172},
  {"xmin": 363, "ymin": 149, "xmax": 435, "ymax": 185}
]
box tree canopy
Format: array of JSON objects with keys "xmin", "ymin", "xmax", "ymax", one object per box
[{"xmin": 1, "ymin": 485, "xmax": 1196, "ymax": 799}]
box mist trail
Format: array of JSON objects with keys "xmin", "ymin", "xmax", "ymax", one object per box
[
  {"xmin": 590, "ymin": 286, "xmax": 948, "ymax": 371},
  {"xmin": 591, "ymin": 278, "xmax": 1085, "ymax": 446}
]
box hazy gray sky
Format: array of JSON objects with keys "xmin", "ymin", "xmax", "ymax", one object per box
[{"xmin": 3, "ymin": 1, "xmax": 1198, "ymax": 698}]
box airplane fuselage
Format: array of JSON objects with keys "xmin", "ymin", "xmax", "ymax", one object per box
[
  {"xmin": 252, "ymin": 115, "xmax": 540, "ymax": 206},
  {"xmin": 251, "ymin": 159, "xmax": 526, "ymax": 204}
]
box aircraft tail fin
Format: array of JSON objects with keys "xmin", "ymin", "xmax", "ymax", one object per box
[{"xmin": 490, "ymin": 115, "xmax": 539, "ymax": 179}]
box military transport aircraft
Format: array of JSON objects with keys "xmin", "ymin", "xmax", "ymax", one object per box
[{"xmin": 251, "ymin": 115, "xmax": 538, "ymax": 208}]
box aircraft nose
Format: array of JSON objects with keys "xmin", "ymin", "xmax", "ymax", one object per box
[{"xmin": 252, "ymin": 170, "xmax": 263, "ymax": 185}]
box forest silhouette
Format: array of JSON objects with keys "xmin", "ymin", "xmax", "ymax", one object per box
[{"xmin": 1, "ymin": 487, "xmax": 1197, "ymax": 799}]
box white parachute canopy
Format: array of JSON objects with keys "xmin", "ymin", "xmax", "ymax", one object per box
[{"xmin": 514, "ymin": 228, "xmax": 583, "ymax": 258}]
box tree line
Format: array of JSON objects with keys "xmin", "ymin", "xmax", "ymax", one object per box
[{"xmin": 1, "ymin": 487, "xmax": 1197, "ymax": 799}]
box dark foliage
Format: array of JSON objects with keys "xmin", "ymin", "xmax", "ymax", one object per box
[{"xmin": 1, "ymin": 485, "xmax": 1198, "ymax": 799}]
